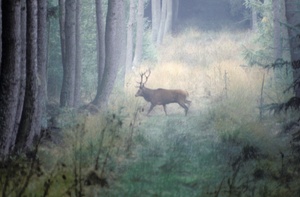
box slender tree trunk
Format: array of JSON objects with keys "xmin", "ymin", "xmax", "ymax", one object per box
[
  {"xmin": 12, "ymin": 0, "xmax": 27, "ymax": 151},
  {"xmin": 0, "ymin": 0, "xmax": 22, "ymax": 157},
  {"xmin": 37, "ymin": 0, "xmax": 48, "ymax": 129},
  {"xmin": 273, "ymin": 0, "xmax": 282, "ymax": 60},
  {"xmin": 132, "ymin": 0, "xmax": 144, "ymax": 68},
  {"xmin": 74, "ymin": 0, "xmax": 82, "ymax": 107},
  {"xmin": 93, "ymin": 0, "xmax": 124, "ymax": 108},
  {"xmin": 59, "ymin": 0, "xmax": 66, "ymax": 66},
  {"xmin": 16, "ymin": 0, "xmax": 39, "ymax": 151},
  {"xmin": 92, "ymin": 0, "xmax": 106, "ymax": 105},
  {"xmin": 164, "ymin": 0, "xmax": 172, "ymax": 35},
  {"xmin": 117, "ymin": 0, "xmax": 127, "ymax": 87},
  {"xmin": 151, "ymin": 0, "xmax": 161, "ymax": 43},
  {"xmin": 125, "ymin": 0, "xmax": 135, "ymax": 72},
  {"xmin": 157, "ymin": 0, "xmax": 166, "ymax": 45},
  {"xmin": 0, "ymin": 0, "xmax": 2, "ymax": 76},
  {"xmin": 60, "ymin": 0, "xmax": 76, "ymax": 107},
  {"xmin": 285, "ymin": 0, "xmax": 300, "ymax": 97}
]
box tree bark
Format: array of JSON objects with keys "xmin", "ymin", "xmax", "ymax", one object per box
[
  {"xmin": 12, "ymin": 0, "xmax": 27, "ymax": 151},
  {"xmin": 132, "ymin": 0, "xmax": 144, "ymax": 68},
  {"xmin": 0, "ymin": 0, "xmax": 2, "ymax": 76},
  {"xmin": 93, "ymin": 0, "xmax": 124, "ymax": 108},
  {"xmin": 74, "ymin": 0, "xmax": 82, "ymax": 107},
  {"xmin": 151, "ymin": 0, "xmax": 161, "ymax": 43},
  {"xmin": 273, "ymin": 0, "xmax": 282, "ymax": 60},
  {"xmin": 164, "ymin": 0, "xmax": 172, "ymax": 35},
  {"xmin": 116, "ymin": 0, "xmax": 127, "ymax": 87},
  {"xmin": 125, "ymin": 0, "xmax": 135, "ymax": 71},
  {"xmin": 59, "ymin": 0, "xmax": 66, "ymax": 66},
  {"xmin": 157, "ymin": 0, "xmax": 166, "ymax": 45},
  {"xmin": 92, "ymin": 0, "xmax": 106, "ymax": 105},
  {"xmin": 16, "ymin": 0, "xmax": 39, "ymax": 150},
  {"xmin": 60, "ymin": 0, "xmax": 76, "ymax": 107},
  {"xmin": 0, "ymin": 0, "xmax": 22, "ymax": 157},
  {"xmin": 285, "ymin": 0, "xmax": 300, "ymax": 97},
  {"xmin": 37, "ymin": 0, "xmax": 48, "ymax": 129}
]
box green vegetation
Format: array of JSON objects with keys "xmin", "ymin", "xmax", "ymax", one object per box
[{"xmin": 1, "ymin": 29, "xmax": 300, "ymax": 196}]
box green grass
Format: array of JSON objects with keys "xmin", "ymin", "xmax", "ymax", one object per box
[{"xmin": 2, "ymin": 28, "xmax": 299, "ymax": 196}]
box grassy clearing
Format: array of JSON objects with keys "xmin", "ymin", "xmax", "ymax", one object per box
[
  {"xmin": 2, "ymin": 29, "xmax": 299, "ymax": 196},
  {"xmin": 109, "ymin": 29, "xmax": 300, "ymax": 196}
]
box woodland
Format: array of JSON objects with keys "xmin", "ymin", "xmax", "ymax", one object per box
[{"xmin": 0, "ymin": 0, "xmax": 300, "ymax": 196}]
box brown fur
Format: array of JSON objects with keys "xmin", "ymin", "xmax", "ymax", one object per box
[{"xmin": 135, "ymin": 86, "xmax": 191, "ymax": 116}]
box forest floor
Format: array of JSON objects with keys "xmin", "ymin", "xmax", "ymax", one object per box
[
  {"xmin": 95, "ymin": 28, "xmax": 300, "ymax": 196},
  {"xmin": 107, "ymin": 110, "xmax": 223, "ymax": 196}
]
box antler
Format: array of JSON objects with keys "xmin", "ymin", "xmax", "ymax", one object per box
[{"xmin": 138, "ymin": 69, "xmax": 151, "ymax": 87}]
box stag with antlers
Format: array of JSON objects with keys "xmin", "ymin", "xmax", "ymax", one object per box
[{"xmin": 135, "ymin": 70, "xmax": 191, "ymax": 116}]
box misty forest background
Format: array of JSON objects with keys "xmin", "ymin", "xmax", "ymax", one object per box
[{"xmin": 1, "ymin": 0, "xmax": 300, "ymax": 196}]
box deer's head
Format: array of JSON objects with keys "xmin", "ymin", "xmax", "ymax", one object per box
[{"xmin": 135, "ymin": 69, "xmax": 151, "ymax": 97}]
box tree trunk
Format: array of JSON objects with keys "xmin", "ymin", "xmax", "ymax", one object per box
[
  {"xmin": 116, "ymin": 0, "xmax": 127, "ymax": 87},
  {"xmin": 12, "ymin": 0, "xmax": 27, "ymax": 151},
  {"xmin": 0, "ymin": 0, "xmax": 2, "ymax": 76},
  {"xmin": 0, "ymin": 0, "xmax": 22, "ymax": 157},
  {"xmin": 60, "ymin": 0, "xmax": 76, "ymax": 107},
  {"xmin": 93, "ymin": 0, "xmax": 124, "ymax": 108},
  {"xmin": 37, "ymin": 0, "xmax": 48, "ymax": 129},
  {"xmin": 151, "ymin": 0, "xmax": 161, "ymax": 43},
  {"xmin": 285, "ymin": 0, "xmax": 300, "ymax": 97},
  {"xmin": 92, "ymin": 0, "xmax": 106, "ymax": 105},
  {"xmin": 164, "ymin": 0, "xmax": 172, "ymax": 35},
  {"xmin": 125, "ymin": 0, "xmax": 135, "ymax": 72},
  {"xmin": 59, "ymin": 0, "xmax": 66, "ymax": 66},
  {"xmin": 16, "ymin": 0, "xmax": 39, "ymax": 150},
  {"xmin": 157, "ymin": 0, "xmax": 167, "ymax": 45},
  {"xmin": 74, "ymin": 0, "xmax": 82, "ymax": 107},
  {"xmin": 132, "ymin": 0, "xmax": 144, "ymax": 68},
  {"xmin": 273, "ymin": 0, "xmax": 282, "ymax": 60}
]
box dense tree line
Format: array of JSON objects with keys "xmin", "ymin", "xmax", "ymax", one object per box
[{"xmin": 0, "ymin": 0, "xmax": 299, "ymax": 159}]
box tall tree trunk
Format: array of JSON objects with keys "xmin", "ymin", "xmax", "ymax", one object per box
[
  {"xmin": 132, "ymin": 0, "xmax": 144, "ymax": 68},
  {"xmin": 0, "ymin": 0, "xmax": 22, "ymax": 157},
  {"xmin": 151, "ymin": 0, "xmax": 161, "ymax": 43},
  {"xmin": 125, "ymin": 0, "xmax": 135, "ymax": 72},
  {"xmin": 273, "ymin": 0, "xmax": 282, "ymax": 60},
  {"xmin": 93, "ymin": 0, "xmax": 124, "ymax": 108},
  {"xmin": 157, "ymin": 0, "xmax": 167, "ymax": 45},
  {"xmin": 60, "ymin": 0, "xmax": 76, "ymax": 107},
  {"xmin": 16, "ymin": 0, "xmax": 39, "ymax": 150},
  {"xmin": 164, "ymin": 0, "xmax": 172, "ymax": 35},
  {"xmin": 74, "ymin": 0, "xmax": 82, "ymax": 107},
  {"xmin": 37, "ymin": 0, "xmax": 48, "ymax": 129},
  {"xmin": 12, "ymin": 0, "xmax": 27, "ymax": 151},
  {"xmin": 59, "ymin": 0, "xmax": 66, "ymax": 66},
  {"xmin": 285, "ymin": 0, "xmax": 300, "ymax": 97},
  {"xmin": 117, "ymin": 0, "xmax": 127, "ymax": 87},
  {"xmin": 92, "ymin": 0, "xmax": 105, "ymax": 105},
  {"xmin": 0, "ymin": 0, "xmax": 2, "ymax": 76}
]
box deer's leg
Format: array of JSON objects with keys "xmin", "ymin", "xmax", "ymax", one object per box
[
  {"xmin": 147, "ymin": 104, "xmax": 155, "ymax": 115},
  {"xmin": 178, "ymin": 102, "xmax": 189, "ymax": 116},
  {"xmin": 163, "ymin": 105, "xmax": 167, "ymax": 115},
  {"xmin": 185, "ymin": 99, "xmax": 191, "ymax": 107}
]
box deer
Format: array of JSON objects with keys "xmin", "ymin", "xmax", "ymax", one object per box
[{"xmin": 135, "ymin": 70, "xmax": 191, "ymax": 116}]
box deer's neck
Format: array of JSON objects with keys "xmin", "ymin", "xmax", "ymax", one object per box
[{"xmin": 143, "ymin": 87, "xmax": 154, "ymax": 102}]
